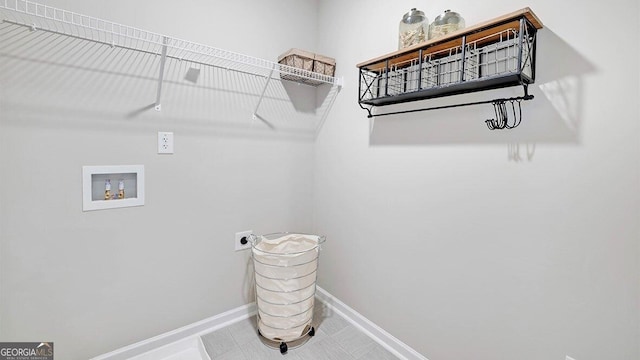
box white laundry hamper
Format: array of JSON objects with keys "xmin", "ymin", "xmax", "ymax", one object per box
[{"xmin": 248, "ymin": 232, "xmax": 325, "ymax": 354}]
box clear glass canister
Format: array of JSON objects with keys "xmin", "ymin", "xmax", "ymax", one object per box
[
  {"xmin": 398, "ymin": 8, "xmax": 429, "ymax": 50},
  {"xmin": 429, "ymin": 9, "xmax": 465, "ymax": 40}
]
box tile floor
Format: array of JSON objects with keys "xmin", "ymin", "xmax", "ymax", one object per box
[{"xmin": 200, "ymin": 301, "xmax": 400, "ymax": 360}]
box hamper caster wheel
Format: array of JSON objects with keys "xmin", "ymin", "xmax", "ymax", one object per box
[
  {"xmin": 279, "ymin": 342, "xmax": 288, "ymax": 354},
  {"xmin": 309, "ymin": 327, "xmax": 315, "ymax": 337}
]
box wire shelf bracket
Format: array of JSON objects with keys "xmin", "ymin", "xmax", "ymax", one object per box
[
  {"xmin": 154, "ymin": 36, "xmax": 168, "ymax": 112},
  {"xmin": 253, "ymin": 65, "xmax": 276, "ymax": 128}
]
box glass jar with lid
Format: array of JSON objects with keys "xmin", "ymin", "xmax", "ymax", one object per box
[
  {"xmin": 398, "ymin": 8, "xmax": 429, "ymax": 50},
  {"xmin": 429, "ymin": 9, "xmax": 465, "ymax": 40}
]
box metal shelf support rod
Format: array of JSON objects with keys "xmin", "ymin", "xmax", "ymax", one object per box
[
  {"xmin": 154, "ymin": 36, "xmax": 168, "ymax": 111},
  {"xmin": 252, "ymin": 65, "xmax": 276, "ymax": 126},
  {"xmin": 517, "ymin": 18, "xmax": 525, "ymax": 72},
  {"xmin": 358, "ymin": 68, "xmax": 363, "ymax": 104},
  {"xmin": 417, "ymin": 49, "xmax": 424, "ymax": 90},
  {"xmin": 460, "ymin": 36, "xmax": 467, "ymax": 82},
  {"xmin": 384, "ymin": 59, "xmax": 389, "ymax": 96},
  {"xmin": 526, "ymin": 19, "xmax": 538, "ymax": 80}
]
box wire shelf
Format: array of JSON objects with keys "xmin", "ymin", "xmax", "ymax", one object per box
[
  {"xmin": 0, "ymin": 0, "xmax": 343, "ymax": 137},
  {"xmin": 0, "ymin": 0, "xmax": 341, "ymax": 87}
]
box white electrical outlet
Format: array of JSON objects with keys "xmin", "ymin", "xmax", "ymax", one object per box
[
  {"xmin": 235, "ymin": 230, "xmax": 253, "ymax": 251},
  {"xmin": 158, "ymin": 132, "xmax": 174, "ymax": 154}
]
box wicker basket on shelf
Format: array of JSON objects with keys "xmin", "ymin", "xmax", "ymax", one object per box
[
  {"xmin": 278, "ymin": 48, "xmax": 336, "ymax": 85},
  {"xmin": 313, "ymin": 53, "xmax": 336, "ymax": 77}
]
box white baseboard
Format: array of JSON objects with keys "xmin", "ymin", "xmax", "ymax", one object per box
[
  {"xmin": 315, "ymin": 286, "xmax": 429, "ymax": 360},
  {"xmin": 90, "ymin": 303, "xmax": 256, "ymax": 360},
  {"xmin": 126, "ymin": 337, "xmax": 210, "ymax": 360},
  {"xmin": 92, "ymin": 287, "xmax": 426, "ymax": 360}
]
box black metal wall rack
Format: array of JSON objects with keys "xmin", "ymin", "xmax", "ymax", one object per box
[{"xmin": 357, "ymin": 8, "xmax": 543, "ymax": 129}]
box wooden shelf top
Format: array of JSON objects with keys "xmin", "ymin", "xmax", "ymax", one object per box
[{"xmin": 357, "ymin": 7, "xmax": 543, "ymax": 70}]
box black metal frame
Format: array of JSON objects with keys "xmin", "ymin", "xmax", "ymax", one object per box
[
  {"xmin": 357, "ymin": 16, "xmax": 539, "ymax": 123},
  {"xmin": 365, "ymin": 84, "xmax": 533, "ymax": 119}
]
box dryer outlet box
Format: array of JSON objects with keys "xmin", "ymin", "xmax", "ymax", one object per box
[{"xmin": 235, "ymin": 230, "xmax": 253, "ymax": 251}]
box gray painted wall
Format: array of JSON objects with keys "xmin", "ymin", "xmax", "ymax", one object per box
[
  {"xmin": 0, "ymin": 0, "xmax": 320, "ymax": 359},
  {"xmin": 2, "ymin": 0, "xmax": 639, "ymax": 360},
  {"xmin": 314, "ymin": 0, "xmax": 639, "ymax": 360}
]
